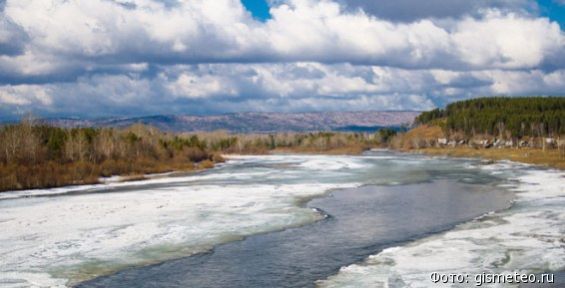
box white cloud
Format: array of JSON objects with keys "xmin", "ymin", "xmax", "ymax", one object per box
[
  {"xmin": 452, "ymin": 11, "xmax": 563, "ymax": 68},
  {"xmin": 0, "ymin": 0, "xmax": 563, "ymax": 118},
  {"xmin": 484, "ymin": 69, "xmax": 565, "ymax": 95},
  {"xmin": 0, "ymin": 84, "xmax": 52, "ymax": 106},
  {"xmin": 167, "ymin": 73, "xmax": 237, "ymax": 98},
  {"xmin": 0, "ymin": 0, "xmax": 562, "ymax": 78},
  {"xmin": 0, "ymin": 63, "xmax": 562, "ymax": 118}
]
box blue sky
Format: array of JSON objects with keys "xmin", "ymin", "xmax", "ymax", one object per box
[
  {"xmin": 538, "ymin": 0, "xmax": 565, "ymax": 28},
  {"xmin": 241, "ymin": 0, "xmax": 565, "ymax": 25},
  {"xmin": 241, "ymin": 0, "xmax": 271, "ymax": 21},
  {"xmin": 0, "ymin": 0, "xmax": 563, "ymax": 120}
]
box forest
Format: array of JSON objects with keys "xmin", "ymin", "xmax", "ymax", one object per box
[
  {"xmin": 0, "ymin": 120, "xmax": 387, "ymax": 192},
  {"xmin": 415, "ymin": 97, "xmax": 565, "ymax": 138},
  {"xmin": 6, "ymin": 96, "xmax": 563, "ymax": 192}
]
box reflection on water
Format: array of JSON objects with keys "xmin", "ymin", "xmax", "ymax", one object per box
[{"xmin": 79, "ymin": 178, "xmax": 513, "ymax": 287}]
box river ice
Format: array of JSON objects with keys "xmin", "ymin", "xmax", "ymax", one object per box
[
  {"xmin": 318, "ymin": 163, "xmax": 565, "ymax": 288},
  {"xmin": 1, "ymin": 154, "xmax": 559, "ymax": 288}
]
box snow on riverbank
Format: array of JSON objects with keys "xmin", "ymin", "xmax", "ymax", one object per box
[
  {"xmin": 0, "ymin": 155, "xmax": 364, "ymax": 287},
  {"xmin": 318, "ymin": 164, "xmax": 565, "ymax": 288},
  {"xmin": 0, "ymin": 153, "xmax": 527, "ymax": 288}
]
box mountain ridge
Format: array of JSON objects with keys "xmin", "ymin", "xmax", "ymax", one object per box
[{"xmin": 40, "ymin": 111, "xmax": 420, "ymax": 133}]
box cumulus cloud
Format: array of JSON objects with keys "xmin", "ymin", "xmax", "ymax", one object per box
[
  {"xmin": 167, "ymin": 73, "xmax": 237, "ymax": 98},
  {"xmin": 0, "ymin": 84, "xmax": 52, "ymax": 106},
  {"xmin": 0, "ymin": 0, "xmax": 563, "ymax": 119},
  {"xmin": 1, "ymin": 63, "xmax": 564, "ymax": 120},
  {"xmin": 1, "ymin": 0, "xmax": 562, "ymax": 77}
]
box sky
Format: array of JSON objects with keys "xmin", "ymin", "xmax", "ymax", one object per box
[{"xmin": 0, "ymin": 0, "xmax": 564, "ymax": 120}]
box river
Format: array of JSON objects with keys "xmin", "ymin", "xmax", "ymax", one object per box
[{"xmin": 0, "ymin": 151, "xmax": 563, "ymax": 287}]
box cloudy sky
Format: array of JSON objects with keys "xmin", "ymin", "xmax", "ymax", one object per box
[{"xmin": 0, "ymin": 0, "xmax": 564, "ymax": 120}]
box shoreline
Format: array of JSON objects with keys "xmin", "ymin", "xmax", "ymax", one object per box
[
  {"xmin": 0, "ymin": 161, "xmax": 220, "ymax": 194},
  {"xmin": 4, "ymin": 145, "xmax": 562, "ymax": 194},
  {"xmin": 0, "ymin": 154, "xmax": 366, "ymax": 287},
  {"xmin": 319, "ymin": 160, "xmax": 565, "ymax": 287},
  {"xmin": 2, "ymin": 151, "xmax": 561, "ymax": 287},
  {"xmin": 402, "ymin": 147, "xmax": 565, "ymax": 170},
  {"xmin": 0, "ymin": 149, "xmax": 367, "ymax": 194}
]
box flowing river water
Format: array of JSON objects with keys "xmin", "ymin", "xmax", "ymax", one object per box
[{"xmin": 0, "ymin": 151, "xmax": 563, "ymax": 287}]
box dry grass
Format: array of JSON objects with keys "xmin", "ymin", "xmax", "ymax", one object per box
[
  {"xmin": 414, "ymin": 147, "xmax": 565, "ymax": 170},
  {"xmin": 404, "ymin": 125, "xmax": 445, "ymax": 139},
  {"xmin": 0, "ymin": 122, "xmax": 230, "ymax": 192},
  {"xmin": 390, "ymin": 124, "xmax": 565, "ymax": 170},
  {"xmin": 390, "ymin": 125, "xmax": 444, "ymax": 150},
  {"xmin": 198, "ymin": 160, "xmax": 215, "ymax": 169},
  {"xmin": 0, "ymin": 158, "xmax": 212, "ymax": 192}
]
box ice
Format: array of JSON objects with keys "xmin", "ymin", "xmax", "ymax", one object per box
[
  {"xmin": 318, "ymin": 166, "xmax": 565, "ymax": 288},
  {"xmin": 0, "ymin": 153, "xmax": 526, "ymax": 287},
  {"xmin": 0, "ymin": 155, "xmax": 366, "ymax": 287}
]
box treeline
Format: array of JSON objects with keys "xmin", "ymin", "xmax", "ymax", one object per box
[
  {"xmin": 0, "ymin": 121, "xmax": 223, "ymax": 191},
  {"xmin": 415, "ymin": 97, "xmax": 565, "ymax": 138},
  {"xmin": 213, "ymin": 131, "xmax": 383, "ymax": 154},
  {"xmin": 0, "ymin": 120, "xmax": 389, "ymax": 192}
]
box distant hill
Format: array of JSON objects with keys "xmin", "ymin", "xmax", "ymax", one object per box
[{"xmin": 42, "ymin": 111, "xmax": 419, "ymax": 133}]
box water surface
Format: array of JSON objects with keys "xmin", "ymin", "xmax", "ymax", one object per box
[
  {"xmin": 78, "ymin": 179, "xmax": 512, "ymax": 288},
  {"xmin": 0, "ymin": 152, "xmax": 532, "ymax": 287}
]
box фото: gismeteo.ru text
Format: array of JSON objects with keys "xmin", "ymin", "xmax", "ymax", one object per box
[{"xmin": 430, "ymin": 272, "xmax": 554, "ymax": 286}]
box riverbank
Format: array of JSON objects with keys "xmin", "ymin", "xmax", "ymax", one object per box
[
  {"xmin": 0, "ymin": 122, "xmax": 381, "ymax": 192},
  {"xmin": 406, "ymin": 147, "xmax": 565, "ymax": 170},
  {"xmin": 0, "ymin": 147, "xmax": 369, "ymax": 194},
  {"xmin": 0, "ymin": 152, "xmax": 515, "ymax": 287},
  {"xmin": 319, "ymin": 161, "xmax": 565, "ymax": 287},
  {"xmin": 2, "ymin": 151, "xmax": 562, "ymax": 287},
  {"xmin": 0, "ymin": 154, "xmax": 369, "ymax": 286},
  {"xmin": 0, "ymin": 158, "xmax": 221, "ymax": 193}
]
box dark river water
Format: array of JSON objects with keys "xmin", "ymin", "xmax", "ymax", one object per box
[{"xmin": 78, "ymin": 179, "xmax": 513, "ymax": 288}]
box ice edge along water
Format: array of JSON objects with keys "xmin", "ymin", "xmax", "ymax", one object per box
[
  {"xmin": 1, "ymin": 154, "xmax": 561, "ymax": 288},
  {"xmin": 318, "ymin": 162, "xmax": 565, "ymax": 288},
  {"xmin": 0, "ymin": 155, "xmax": 370, "ymax": 288}
]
